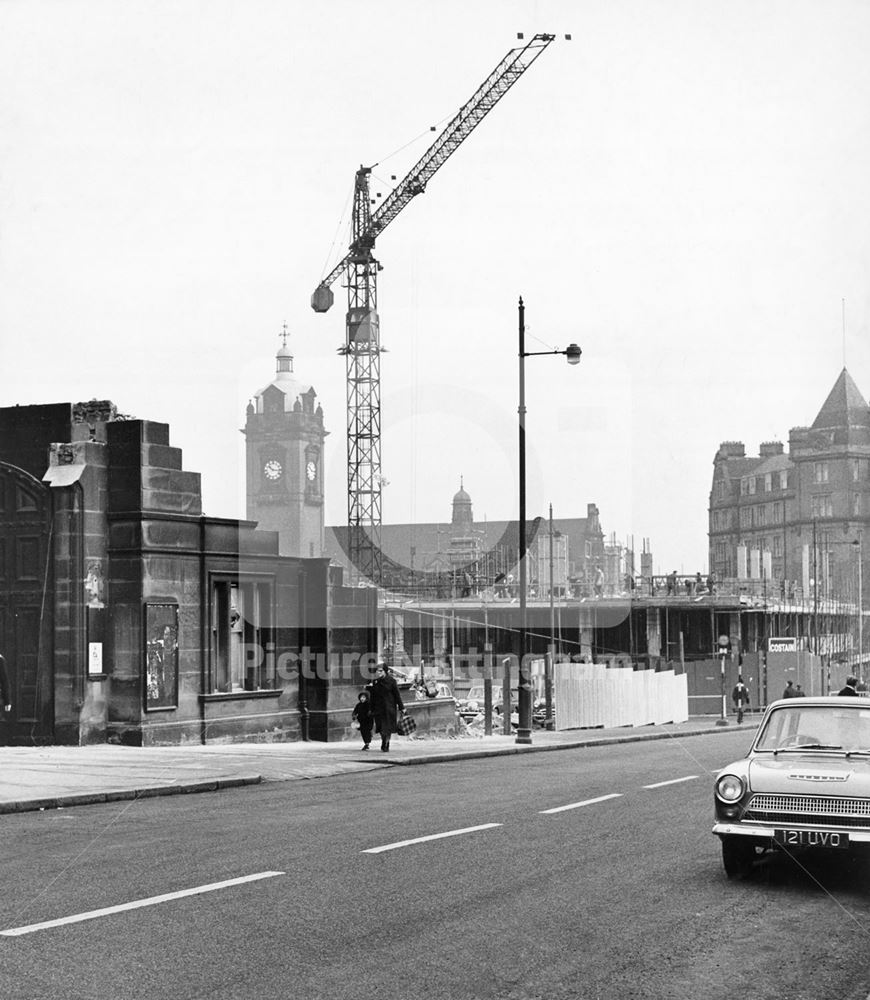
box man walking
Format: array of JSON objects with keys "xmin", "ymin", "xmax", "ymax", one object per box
[{"xmin": 731, "ymin": 675, "xmax": 751, "ymax": 724}]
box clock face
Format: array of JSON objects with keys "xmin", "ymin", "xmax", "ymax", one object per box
[
  {"xmin": 306, "ymin": 460, "xmax": 317, "ymax": 482},
  {"xmin": 263, "ymin": 459, "xmax": 283, "ymax": 481}
]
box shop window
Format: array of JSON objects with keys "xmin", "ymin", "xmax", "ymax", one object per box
[{"xmin": 211, "ymin": 577, "xmax": 274, "ymax": 693}]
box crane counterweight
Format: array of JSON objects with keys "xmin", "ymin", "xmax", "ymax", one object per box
[{"xmin": 311, "ymin": 285, "xmax": 334, "ymax": 313}]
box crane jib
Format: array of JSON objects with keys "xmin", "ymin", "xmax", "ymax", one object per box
[{"xmin": 310, "ymin": 32, "xmax": 558, "ymax": 306}]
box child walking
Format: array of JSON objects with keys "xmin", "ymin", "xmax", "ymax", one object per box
[{"xmin": 351, "ymin": 690, "xmax": 374, "ymax": 750}]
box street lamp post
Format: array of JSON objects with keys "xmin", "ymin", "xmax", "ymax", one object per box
[
  {"xmin": 547, "ymin": 502, "xmax": 555, "ymax": 731},
  {"xmin": 716, "ymin": 634, "xmax": 730, "ymax": 727},
  {"xmin": 852, "ymin": 533, "xmax": 864, "ymax": 681},
  {"xmin": 516, "ymin": 296, "xmax": 582, "ymax": 744}
]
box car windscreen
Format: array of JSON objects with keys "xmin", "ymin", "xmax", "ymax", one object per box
[{"xmin": 755, "ymin": 704, "xmax": 870, "ymax": 752}]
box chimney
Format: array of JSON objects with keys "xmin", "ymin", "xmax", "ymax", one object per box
[{"xmin": 715, "ymin": 441, "xmax": 745, "ymax": 461}]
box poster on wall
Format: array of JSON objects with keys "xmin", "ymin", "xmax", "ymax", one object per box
[
  {"xmin": 145, "ymin": 603, "xmax": 179, "ymax": 710},
  {"xmin": 88, "ymin": 642, "xmax": 103, "ymax": 676}
]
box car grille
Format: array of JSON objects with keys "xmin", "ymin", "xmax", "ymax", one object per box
[{"xmin": 745, "ymin": 793, "xmax": 870, "ymax": 828}]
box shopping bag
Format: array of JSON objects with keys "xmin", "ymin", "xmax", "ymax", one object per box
[{"xmin": 396, "ymin": 712, "xmax": 417, "ymax": 736}]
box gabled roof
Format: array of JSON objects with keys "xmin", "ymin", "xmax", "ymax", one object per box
[{"xmin": 812, "ymin": 368, "xmax": 870, "ymax": 430}]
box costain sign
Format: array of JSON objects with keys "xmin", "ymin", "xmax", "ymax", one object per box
[{"xmin": 769, "ymin": 637, "xmax": 798, "ymax": 652}]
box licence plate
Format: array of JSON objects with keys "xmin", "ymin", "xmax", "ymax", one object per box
[{"xmin": 774, "ymin": 829, "xmax": 849, "ymax": 849}]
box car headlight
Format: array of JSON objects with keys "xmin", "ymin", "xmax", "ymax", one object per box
[{"xmin": 715, "ymin": 774, "xmax": 745, "ymax": 802}]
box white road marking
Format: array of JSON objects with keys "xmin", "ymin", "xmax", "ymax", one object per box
[
  {"xmin": 362, "ymin": 823, "xmax": 502, "ymax": 853},
  {"xmin": 0, "ymin": 871, "xmax": 285, "ymax": 937},
  {"xmin": 540, "ymin": 793, "xmax": 623, "ymax": 815},
  {"xmin": 643, "ymin": 775, "xmax": 699, "ymax": 789}
]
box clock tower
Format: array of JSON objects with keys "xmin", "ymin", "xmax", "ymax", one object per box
[{"xmin": 244, "ymin": 327, "xmax": 327, "ymax": 558}]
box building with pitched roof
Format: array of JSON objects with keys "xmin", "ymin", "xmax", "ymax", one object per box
[
  {"xmin": 324, "ymin": 485, "xmax": 613, "ymax": 599},
  {"xmin": 709, "ymin": 368, "xmax": 869, "ymax": 604}
]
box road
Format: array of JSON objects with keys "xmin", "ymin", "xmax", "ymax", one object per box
[{"xmin": 2, "ymin": 730, "xmax": 870, "ymax": 1000}]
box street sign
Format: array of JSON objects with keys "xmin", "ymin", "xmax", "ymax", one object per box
[{"xmin": 769, "ymin": 637, "xmax": 798, "ymax": 653}]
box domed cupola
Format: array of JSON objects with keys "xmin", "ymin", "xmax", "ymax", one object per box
[
  {"xmin": 451, "ymin": 476, "xmax": 473, "ymax": 530},
  {"xmin": 251, "ymin": 323, "xmax": 313, "ymax": 414}
]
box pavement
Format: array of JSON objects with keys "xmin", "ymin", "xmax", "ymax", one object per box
[{"xmin": 0, "ymin": 715, "xmax": 759, "ymax": 814}]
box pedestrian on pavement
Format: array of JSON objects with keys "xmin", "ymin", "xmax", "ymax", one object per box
[
  {"xmin": 838, "ymin": 676, "xmax": 859, "ymax": 697},
  {"xmin": 731, "ymin": 675, "xmax": 751, "ymax": 724},
  {"xmin": 351, "ymin": 690, "xmax": 374, "ymax": 750},
  {"xmin": 0, "ymin": 654, "xmax": 11, "ymax": 715},
  {"xmin": 782, "ymin": 680, "xmax": 796, "ymax": 698},
  {"xmin": 369, "ymin": 664, "xmax": 405, "ymax": 752},
  {"xmin": 795, "ymin": 684, "xmax": 806, "ymax": 697}
]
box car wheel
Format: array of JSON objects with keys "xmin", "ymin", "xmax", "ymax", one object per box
[{"xmin": 721, "ymin": 835, "xmax": 757, "ymax": 878}]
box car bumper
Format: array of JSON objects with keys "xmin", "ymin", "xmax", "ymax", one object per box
[{"xmin": 713, "ymin": 821, "xmax": 870, "ymax": 842}]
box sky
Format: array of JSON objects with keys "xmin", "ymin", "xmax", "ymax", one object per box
[{"xmin": 2, "ymin": 0, "xmax": 870, "ymax": 575}]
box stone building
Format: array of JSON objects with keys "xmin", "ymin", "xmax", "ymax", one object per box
[
  {"xmin": 0, "ymin": 399, "xmax": 375, "ymax": 746},
  {"xmin": 708, "ymin": 368, "xmax": 869, "ymax": 604}
]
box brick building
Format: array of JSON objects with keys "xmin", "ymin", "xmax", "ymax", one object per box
[{"xmin": 708, "ymin": 368, "xmax": 869, "ymax": 604}]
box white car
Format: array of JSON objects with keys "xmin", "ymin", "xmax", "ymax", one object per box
[{"xmin": 713, "ymin": 696, "xmax": 870, "ymax": 877}]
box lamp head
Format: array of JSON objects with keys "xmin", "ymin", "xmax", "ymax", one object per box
[{"xmin": 565, "ymin": 343, "xmax": 582, "ymax": 365}]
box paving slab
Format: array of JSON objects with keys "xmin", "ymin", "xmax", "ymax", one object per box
[{"xmin": 0, "ymin": 716, "xmax": 758, "ymax": 814}]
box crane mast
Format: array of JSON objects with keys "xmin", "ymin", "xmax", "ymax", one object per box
[{"xmin": 312, "ymin": 33, "xmax": 559, "ymax": 585}]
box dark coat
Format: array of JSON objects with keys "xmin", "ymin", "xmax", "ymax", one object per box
[
  {"xmin": 369, "ymin": 674, "xmax": 404, "ymax": 735},
  {"xmin": 352, "ymin": 695, "xmax": 373, "ymax": 724},
  {"xmin": 0, "ymin": 655, "xmax": 9, "ymax": 707},
  {"xmin": 352, "ymin": 693, "xmax": 374, "ymax": 742},
  {"xmin": 731, "ymin": 683, "xmax": 750, "ymax": 706}
]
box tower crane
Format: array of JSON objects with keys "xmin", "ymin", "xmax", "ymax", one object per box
[{"xmin": 311, "ymin": 33, "xmax": 562, "ymax": 585}]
